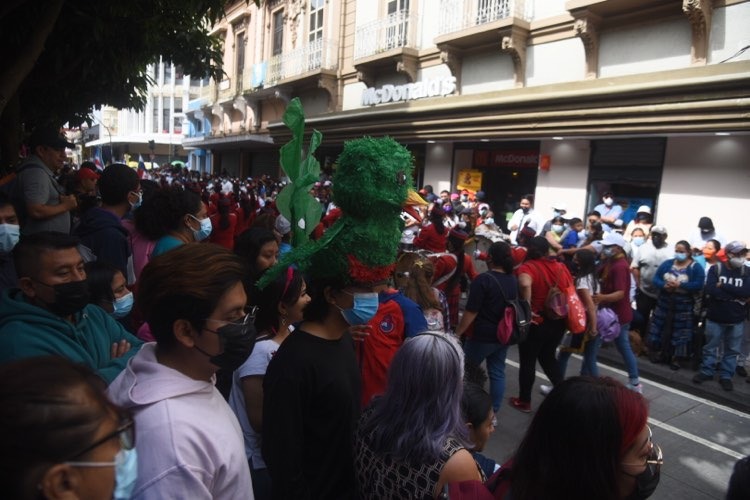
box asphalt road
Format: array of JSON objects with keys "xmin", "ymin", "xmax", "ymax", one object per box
[{"xmin": 482, "ymin": 349, "xmax": 749, "ymax": 499}]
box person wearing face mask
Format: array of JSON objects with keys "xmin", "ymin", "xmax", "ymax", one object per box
[
  {"xmin": 593, "ymin": 191, "xmax": 624, "ymax": 232},
  {"xmin": 540, "ymin": 202, "xmax": 567, "ymax": 237},
  {"xmin": 262, "ymin": 271, "xmax": 371, "ymax": 500},
  {"xmin": 0, "ymin": 357, "xmax": 139, "ymax": 500},
  {"xmin": 493, "ymin": 377, "xmax": 661, "ymax": 500},
  {"xmin": 647, "ymin": 240, "xmax": 705, "ymax": 370},
  {"xmin": 149, "ymin": 186, "xmax": 212, "ymax": 257},
  {"xmin": 85, "ymin": 261, "xmax": 135, "ymax": 334},
  {"xmin": 545, "ymin": 215, "xmax": 568, "ymax": 253},
  {"xmin": 507, "ymin": 194, "xmax": 539, "ymax": 245},
  {"xmin": 630, "ymin": 226, "xmax": 674, "ymax": 337},
  {"xmin": 594, "ymin": 232, "xmax": 642, "ymax": 393},
  {"xmin": 107, "ymin": 243, "xmax": 256, "ymax": 499},
  {"xmin": 0, "ymin": 192, "xmax": 21, "ymax": 291},
  {"xmin": 693, "ymin": 241, "xmax": 750, "ymax": 391},
  {"xmin": 0, "ymin": 232, "xmax": 142, "ymax": 383},
  {"xmin": 689, "ymin": 216, "xmax": 727, "ymax": 251},
  {"xmin": 75, "ymin": 164, "xmax": 140, "ymax": 286}
]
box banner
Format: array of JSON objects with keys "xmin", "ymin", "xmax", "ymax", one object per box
[{"xmin": 456, "ymin": 169, "xmax": 483, "ymax": 192}]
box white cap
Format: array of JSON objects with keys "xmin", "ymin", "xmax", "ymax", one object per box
[
  {"xmin": 636, "ymin": 205, "xmax": 651, "ymax": 214},
  {"xmin": 602, "ymin": 232, "xmax": 627, "ymax": 248},
  {"xmin": 552, "ymin": 202, "xmax": 567, "ymax": 211}
]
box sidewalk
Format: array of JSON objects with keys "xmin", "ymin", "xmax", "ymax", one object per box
[{"xmin": 597, "ymin": 343, "xmax": 750, "ymax": 414}]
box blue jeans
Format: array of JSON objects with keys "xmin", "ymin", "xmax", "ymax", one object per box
[
  {"xmin": 701, "ymin": 320, "xmax": 744, "ymax": 379},
  {"xmin": 613, "ymin": 322, "xmax": 639, "ymax": 385},
  {"xmin": 558, "ymin": 335, "xmax": 602, "ymax": 378},
  {"xmin": 463, "ymin": 340, "xmax": 508, "ymax": 412}
]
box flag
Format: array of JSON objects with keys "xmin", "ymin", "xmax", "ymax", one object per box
[
  {"xmin": 137, "ymin": 154, "xmax": 146, "ymax": 178},
  {"xmin": 94, "ymin": 146, "xmax": 104, "ymax": 171}
]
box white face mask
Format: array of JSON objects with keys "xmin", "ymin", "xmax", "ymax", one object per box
[
  {"xmin": 0, "ymin": 223, "xmax": 20, "ymax": 253},
  {"xmin": 603, "ymin": 197, "xmax": 614, "ymax": 206}
]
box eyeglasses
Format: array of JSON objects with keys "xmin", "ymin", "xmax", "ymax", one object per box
[
  {"xmin": 203, "ymin": 311, "xmax": 255, "ymax": 335},
  {"xmin": 491, "ymin": 416, "xmax": 498, "ymax": 428},
  {"xmin": 622, "ymin": 426, "xmax": 664, "ymax": 471},
  {"xmin": 64, "ymin": 417, "xmax": 135, "ymax": 466}
]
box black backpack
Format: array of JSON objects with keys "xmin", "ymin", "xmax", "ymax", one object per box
[{"xmin": 488, "ymin": 272, "xmax": 532, "ymax": 345}]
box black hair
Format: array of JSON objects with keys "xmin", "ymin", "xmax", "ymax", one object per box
[
  {"xmin": 234, "ymin": 227, "xmax": 277, "ymax": 282},
  {"xmin": 587, "ymin": 210, "xmax": 601, "ymax": 218},
  {"xmin": 134, "ymin": 186, "xmax": 202, "ymax": 241},
  {"xmin": 217, "ymin": 194, "xmax": 231, "ymax": 231},
  {"xmin": 574, "ymin": 249, "xmax": 597, "ymax": 279},
  {"xmin": 706, "ymin": 238, "xmax": 721, "ymax": 251},
  {"xmin": 429, "ymin": 206, "xmax": 446, "ymax": 235},
  {"xmin": 98, "ymin": 163, "xmax": 139, "ymax": 206},
  {"xmin": 13, "ymin": 231, "xmax": 80, "ymax": 280},
  {"xmin": 302, "ymin": 274, "xmax": 348, "ymax": 323},
  {"xmin": 488, "ymin": 241, "xmax": 514, "ymax": 274},
  {"xmin": 253, "ymin": 267, "xmax": 305, "ymax": 334},
  {"xmin": 84, "ymin": 261, "xmax": 119, "ymax": 308},
  {"xmin": 675, "ymin": 240, "xmax": 692, "ymax": 254},
  {"xmin": 567, "ymin": 217, "xmax": 583, "ymax": 227},
  {"xmin": 0, "ymin": 356, "xmax": 124, "ymax": 499},
  {"xmin": 461, "ymin": 382, "xmax": 493, "ymax": 430},
  {"xmin": 526, "ymin": 236, "xmax": 550, "ymax": 260},
  {"xmin": 0, "ymin": 191, "xmax": 12, "ymax": 209}
]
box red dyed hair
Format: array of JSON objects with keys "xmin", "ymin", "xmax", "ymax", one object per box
[{"xmin": 614, "ymin": 386, "xmax": 649, "ymax": 456}]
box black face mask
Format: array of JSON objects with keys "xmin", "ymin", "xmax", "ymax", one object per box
[
  {"xmin": 195, "ymin": 319, "xmax": 257, "ymax": 371},
  {"xmin": 623, "ymin": 445, "xmax": 662, "ymax": 500},
  {"xmin": 35, "ymin": 279, "xmax": 90, "ymax": 317},
  {"xmin": 651, "ymin": 235, "xmax": 665, "ymax": 248}
]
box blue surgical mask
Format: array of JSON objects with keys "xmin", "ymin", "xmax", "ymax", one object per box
[
  {"xmin": 338, "ymin": 292, "xmax": 379, "ymax": 325},
  {"xmin": 114, "ymin": 448, "xmax": 138, "ymax": 500},
  {"xmin": 112, "ymin": 292, "xmax": 134, "ymax": 318},
  {"xmin": 632, "ymin": 236, "xmax": 645, "ymax": 247},
  {"xmin": 189, "ymin": 215, "xmax": 212, "ymax": 241},
  {"xmin": 602, "ymin": 247, "xmax": 615, "ymax": 257},
  {"xmin": 0, "ymin": 223, "xmax": 20, "ymax": 253},
  {"xmin": 674, "ymin": 252, "xmax": 688, "ymax": 262}
]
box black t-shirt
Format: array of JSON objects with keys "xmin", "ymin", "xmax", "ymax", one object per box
[
  {"xmin": 262, "ymin": 329, "xmax": 361, "ymax": 500},
  {"xmin": 465, "ymin": 270, "xmax": 519, "ymax": 343}
]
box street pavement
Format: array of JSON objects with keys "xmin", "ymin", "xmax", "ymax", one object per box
[{"xmin": 482, "ymin": 347, "xmax": 750, "ymax": 499}]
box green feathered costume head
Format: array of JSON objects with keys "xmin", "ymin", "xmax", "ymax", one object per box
[{"xmin": 257, "ymin": 136, "xmax": 414, "ymax": 289}]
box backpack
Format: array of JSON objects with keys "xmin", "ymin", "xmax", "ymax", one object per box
[
  {"xmin": 533, "ymin": 261, "xmax": 568, "ymax": 320},
  {"xmin": 597, "ymin": 307, "xmax": 621, "ymax": 342},
  {"xmin": 488, "ymin": 272, "xmax": 532, "ymax": 345}
]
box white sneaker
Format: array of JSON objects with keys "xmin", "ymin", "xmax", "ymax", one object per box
[
  {"xmin": 539, "ymin": 384, "xmax": 553, "ymax": 396},
  {"xmin": 629, "ymin": 383, "xmax": 643, "ymax": 394}
]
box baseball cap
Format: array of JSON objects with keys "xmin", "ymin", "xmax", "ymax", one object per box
[
  {"xmin": 552, "ymin": 202, "xmax": 567, "ymax": 211},
  {"xmin": 725, "ymin": 241, "xmax": 747, "ymax": 255},
  {"xmin": 650, "ymin": 225, "xmax": 667, "ymax": 235},
  {"xmin": 602, "ymin": 232, "xmax": 627, "ymax": 248},
  {"xmin": 636, "ymin": 205, "xmax": 651, "ymax": 214},
  {"xmin": 698, "ymin": 217, "xmax": 714, "ymax": 232},
  {"xmin": 29, "ymin": 127, "xmax": 75, "ymax": 150},
  {"xmin": 475, "ymin": 191, "xmax": 486, "ymax": 201},
  {"xmin": 274, "ymin": 215, "xmax": 291, "ymax": 236},
  {"xmin": 76, "ymin": 168, "xmax": 100, "ymax": 181}
]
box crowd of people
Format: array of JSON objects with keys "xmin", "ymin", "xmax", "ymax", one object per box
[{"xmin": 0, "ymin": 127, "xmax": 747, "ymax": 500}]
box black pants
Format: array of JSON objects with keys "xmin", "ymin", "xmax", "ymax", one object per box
[
  {"xmin": 635, "ymin": 290, "xmax": 657, "ymax": 335},
  {"xmin": 518, "ymin": 318, "xmax": 566, "ymax": 402}
]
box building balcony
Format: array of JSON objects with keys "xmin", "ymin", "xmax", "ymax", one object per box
[
  {"xmin": 354, "ymin": 10, "xmax": 421, "ymax": 83},
  {"xmin": 435, "ymin": 0, "xmax": 530, "ymax": 49},
  {"xmin": 265, "ymin": 37, "xmax": 338, "ymax": 87}
]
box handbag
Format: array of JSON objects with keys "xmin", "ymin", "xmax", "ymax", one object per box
[
  {"xmin": 597, "ymin": 307, "xmax": 621, "ymax": 342},
  {"xmin": 564, "ymin": 283, "xmax": 587, "ymax": 334},
  {"xmin": 532, "ymin": 261, "xmax": 568, "ymax": 320}
]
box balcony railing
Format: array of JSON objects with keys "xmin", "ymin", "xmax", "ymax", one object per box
[
  {"xmin": 438, "ymin": 0, "xmax": 529, "ymax": 36},
  {"xmin": 263, "ymin": 38, "xmax": 338, "ymax": 87},
  {"xmin": 354, "ymin": 10, "xmax": 419, "ymax": 60},
  {"xmin": 198, "ymin": 81, "xmax": 216, "ymax": 102}
]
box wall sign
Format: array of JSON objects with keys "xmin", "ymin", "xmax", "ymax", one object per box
[{"xmin": 361, "ymin": 76, "xmax": 457, "ymax": 106}]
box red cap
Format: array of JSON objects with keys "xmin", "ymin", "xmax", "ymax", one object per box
[{"xmin": 76, "ymin": 168, "xmax": 100, "ymax": 181}]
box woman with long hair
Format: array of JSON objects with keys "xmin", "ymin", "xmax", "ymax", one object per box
[
  {"xmin": 354, "ymin": 333, "xmax": 483, "ymax": 499},
  {"xmin": 0, "ymin": 356, "xmax": 137, "ymax": 500},
  {"xmin": 209, "ymin": 194, "xmax": 238, "ymax": 250},
  {"xmin": 647, "ymin": 239, "xmax": 705, "ymax": 369},
  {"xmin": 229, "ymin": 267, "xmax": 310, "ymax": 500},
  {"xmin": 402, "ymin": 256, "xmax": 448, "ymax": 331},
  {"xmin": 455, "ymin": 241, "xmax": 517, "ymax": 412},
  {"xmin": 234, "ymin": 227, "xmax": 279, "ymax": 301},
  {"xmin": 499, "ymin": 377, "xmax": 661, "ymax": 500},
  {"xmin": 414, "ymin": 205, "xmax": 448, "ymax": 253},
  {"xmin": 555, "ymin": 249, "xmax": 600, "ymax": 382}
]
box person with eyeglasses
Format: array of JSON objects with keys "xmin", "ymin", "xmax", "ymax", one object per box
[
  {"xmin": 0, "ymin": 356, "xmax": 138, "ymax": 500},
  {"xmin": 491, "ymin": 377, "xmax": 662, "ymax": 500},
  {"xmin": 107, "ymin": 243, "xmax": 256, "ymax": 499}
]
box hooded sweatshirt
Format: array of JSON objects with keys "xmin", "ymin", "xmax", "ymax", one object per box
[
  {"xmin": 75, "ymin": 207, "xmax": 134, "ymax": 282},
  {"xmin": 107, "ymin": 343, "xmax": 254, "ymax": 500},
  {"xmin": 0, "ymin": 289, "xmax": 141, "ymax": 384}
]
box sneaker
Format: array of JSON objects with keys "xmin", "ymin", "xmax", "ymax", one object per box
[
  {"xmin": 628, "ymin": 383, "xmax": 643, "ymax": 394},
  {"xmin": 693, "ymin": 373, "xmax": 712, "ymax": 384},
  {"xmin": 509, "ymin": 397, "xmax": 531, "ymax": 413},
  {"xmin": 719, "ymin": 378, "xmax": 733, "ymax": 391},
  {"xmin": 736, "ymin": 366, "xmax": 748, "ymax": 378},
  {"xmin": 539, "ymin": 384, "xmax": 553, "ymax": 396}
]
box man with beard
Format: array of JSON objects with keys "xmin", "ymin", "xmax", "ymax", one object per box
[{"xmin": 0, "ymin": 232, "xmax": 141, "ymax": 383}]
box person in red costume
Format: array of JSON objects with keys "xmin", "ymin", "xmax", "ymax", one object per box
[
  {"xmin": 414, "ymin": 206, "xmax": 448, "ymax": 253},
  {"xmin": 432, "ymin": 228, "xmax": 478, "ymax": 330}
]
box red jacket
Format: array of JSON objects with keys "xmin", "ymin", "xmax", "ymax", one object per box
[{"xmin": 413, "ymin": 224, "xmax": 448, "ymax": 253}]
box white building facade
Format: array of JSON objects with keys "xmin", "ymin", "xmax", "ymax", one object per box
[{"xmin": 190, "ymin": 0, "xmax": 750, "ymax": 242}]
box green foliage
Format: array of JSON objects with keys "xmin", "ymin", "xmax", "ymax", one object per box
[
  {"xmin": 0, "ymin": 0, "xmax": 248, "ymax": 128},
  {"xmin": 276, "ymin": 98, "xmax": 322, "ymax": 247}
]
